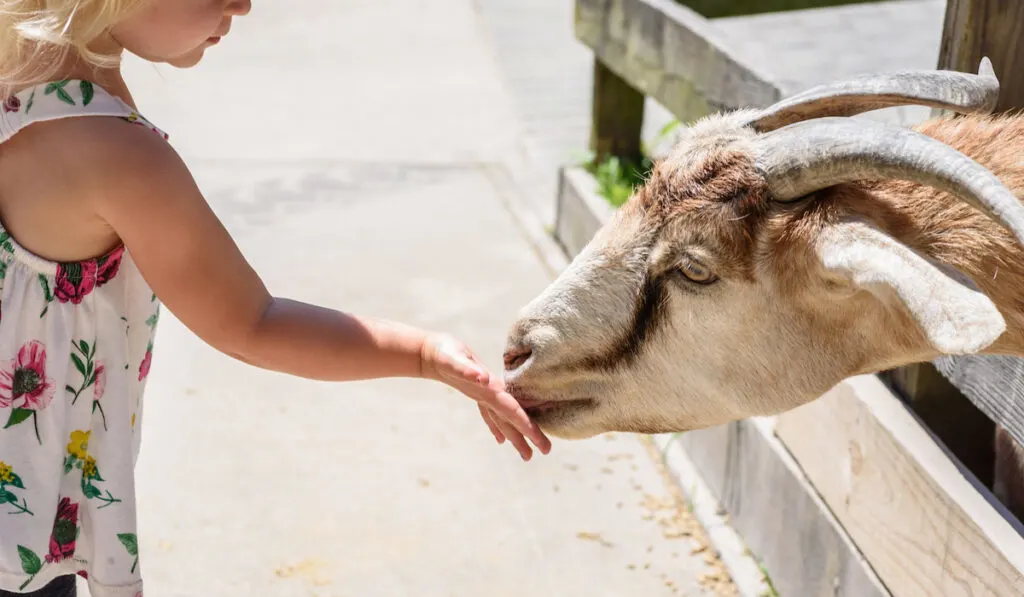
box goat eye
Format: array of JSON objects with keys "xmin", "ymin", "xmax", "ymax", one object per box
[{"xmin": 679, "ymin": 258, "xmax": 716, "ymax": 284}]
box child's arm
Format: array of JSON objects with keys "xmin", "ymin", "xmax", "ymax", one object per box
[{"xmin": 85, "ymin": 120, "xmax": 549, "ymax": 460}]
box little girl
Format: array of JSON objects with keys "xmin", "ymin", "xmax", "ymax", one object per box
[{"xmin": 0, "ymin": 1, "xmax": 552, "ymax": 595}]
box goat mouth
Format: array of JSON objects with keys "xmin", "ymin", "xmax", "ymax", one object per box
[{"xmin": 516, "ymin": 397, "xmax": 595, "ymax": 417}]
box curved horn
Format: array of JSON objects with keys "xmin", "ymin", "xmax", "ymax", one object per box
[
  {"xmin": 753, "ymin": 116, "xmax": 1024, "ymax": 248},
  {"xmin": 744, "ymin": 57, "xmax": 999, "ymax": 132}
]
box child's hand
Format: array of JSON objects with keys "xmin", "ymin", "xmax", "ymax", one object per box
[{"xmin": 421, "ymin": 333, "xmax": 551, "ymax": 461}]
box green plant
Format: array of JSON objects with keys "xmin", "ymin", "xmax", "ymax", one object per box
[
  {"xmin": 577, "ymin": 119, "xmax": 682, "ymax": 207},
  {"xmin": 758, "ymin": 560, "xmax": 780, "ymax": 597}
]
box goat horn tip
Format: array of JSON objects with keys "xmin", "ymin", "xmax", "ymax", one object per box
[{"xmin": 979, "ymin": 56, "xmax": 997, "ymax": 80}]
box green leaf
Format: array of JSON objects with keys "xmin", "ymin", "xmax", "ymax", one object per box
[
  {"xmin": 63, "ymin": 456, "xmax": 74, "ymax": 474},
  {"xmin": 66, "ymin": 384, "xmax": 77, "ymax": 395},
  {"xmin": 145, "ymin": 313, "xmax": 159, "ymax": 328},
  {"xmin": 117, "ymin": 533, "xmax": 138, "ymax": 556},
  {"xmin": 0, "ymin": 490, "xmax": 16, "ymax": 504},
  {"xmin": 70, "ymin": 353, "xmax": 86, "ymax": 377},
  {"xmin": 4, "ymin": 408, "xmax": 32, "ymax": 428},
  {"xmin": 45, "ymin": 81, "xmax": 74, "ymax": 106},
  {"xmin": 8, "ymin": 472, "xmax": 23, "ymax": 489},
  {"xmin": 82, "ymin": 483, "xmax": 101, "ymax": 499},
  {"xmin": 80, "ymin": 81, "xmax": 94, "ymax": 106},
  {"xmin": 37, "ymin": 275, "xmax": 51, "ymax": 302},
  {"xmin": 25, "ymin": 90, "xmax": 34, "ymax": 114},
  {"xmin": 17, "ymin": 545, "xmax": 41, "ymax": 575},
  {"xmin": 78, "ymin": 340, "xmax": 89, "ymax": 356}
]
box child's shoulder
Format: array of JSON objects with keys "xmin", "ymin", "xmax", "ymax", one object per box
[{"xmin": 0, "ymin": 80, "xmax": 175, "ymax": 186}]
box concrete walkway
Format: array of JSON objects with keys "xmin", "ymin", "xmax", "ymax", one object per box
[{"xmin": 100, "ymin": 1, "xmax": 734, "ymax": 595}]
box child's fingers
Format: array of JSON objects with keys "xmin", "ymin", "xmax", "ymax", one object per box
[
  {"xmin": 495, "ymin": 419, "xmax": 534, "ymax": 461},
  {"xmin": 482, "ymin": 389, "xmax": 552, "ymax": 455},
  {"xmin": 479, "ymin": 404, "xmax": 505, "ymax": 444}
]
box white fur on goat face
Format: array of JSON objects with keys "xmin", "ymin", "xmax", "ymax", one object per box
[
  {"xmin": 504, "ymin": 204, "xmax": 863, "ymax": 440},
  {"xmin": 505, "ymin": 168, "xmax": 1006, "ymax": 440}
]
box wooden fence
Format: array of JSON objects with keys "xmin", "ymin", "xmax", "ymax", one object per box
[{"xmin": 557, "ymin": 0, "xmax": 1024, "ymax": 595}]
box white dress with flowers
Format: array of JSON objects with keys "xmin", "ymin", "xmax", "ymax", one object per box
[{"xmin": 0, "ymin": 81, "xmax": 165, "ymax": 596}]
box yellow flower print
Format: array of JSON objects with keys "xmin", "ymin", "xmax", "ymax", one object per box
[
  {"xmin": 0, "ymin": 461, "xmax": 12, "ymax": 484},
  {"xmin": 82, "ymin": 456, "xmax": 98, "ymax": 480},
  {"xmin": 67, "ymin": 430, "xmax": 90, "ymax": 460}
]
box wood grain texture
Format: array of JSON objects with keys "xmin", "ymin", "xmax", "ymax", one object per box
[
  {"xmin": 678, "ymin": 418, "xmax": 890, "ymax": 597},
  {"xmin": 776, "ymin": 375, "xmax": 1024, "ymax": 597},
  {"xmin": 934, "ymin": 356, "xmax": 1024, "ymax": 469},
  {"xmin": 937, "ymin": 0, "xmax": 1024, "ymax": 113},
  {"xmin": 574, "ymin": 0, "xmax": 782, "ymax": 123},
  {"xmin": 883, "ymin": 364, "xmax": 996, "ymax": 487}
]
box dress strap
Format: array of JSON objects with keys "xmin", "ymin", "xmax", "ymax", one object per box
[{"xmin": 0, "ymin": 79, "xmax": 168, "ymax": 142}]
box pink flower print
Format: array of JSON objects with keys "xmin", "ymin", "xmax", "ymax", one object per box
[
  {"xmin": 3, "ymin": 95, "xmax": 20, "ymax": 113},
  {"xmin": 0, "ymin": 341, "xmax": 55, "ymax": 410},
  {"xmin": 45, "ymin": 498, "xmax": 79, "ymax": 564},
  {"xmin": 96, "ymin": 247, "xmax": 124, "ymax": 286},
  {"xmin": 139, "ymin": 346, "xmax": 153, "ymax": 381},
  {"xmin": 0, "ymin": 340, "xmax": 55, "ymax": 443},
  {"xmin": 93, "ymin": 363, "xmax": 106, "ymax": 401},
  {"xmin": 54, "ymin": 261, "xmax": 97, "ymax": 304}
]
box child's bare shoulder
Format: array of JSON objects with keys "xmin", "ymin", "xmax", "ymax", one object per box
[{"xmin": 0, "ymin": 113, "xmax": 197, "ymax": 260}]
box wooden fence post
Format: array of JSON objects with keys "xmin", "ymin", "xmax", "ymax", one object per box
[
  {"xmin": 937, "ymin": 0, "xmax": 1024, "ymax": 112},
  {"xmin": 589, "ymin": 60, "xmax": 645, "ymax": 166}
]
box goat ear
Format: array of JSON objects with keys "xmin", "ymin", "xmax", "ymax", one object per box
[{"xmin": 816, "ymin": 219, "xmax": 1005, "ymax": 354}]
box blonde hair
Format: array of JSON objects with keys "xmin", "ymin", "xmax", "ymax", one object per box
[{"xmin": 0, "ymin": 0, "xmax": 144, "ymax": 94}]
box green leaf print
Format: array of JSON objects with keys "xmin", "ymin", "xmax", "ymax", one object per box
[
  {"xmin": 25, "ymin": 90, "xmax": 34, "ymax": 114},
  {"xmin": 63, "ymin": 455, "xmax": 74, "ymax": 474},
  {"xmin": 4, "ymin": 408, "xmax": 32, "ymax": 428},
  {"xmin": 7, "ymin": 472, "xmax": 23, "ymax": 489},
  {"xmin": 117, "ymin": 533, "xmax": 138, "ymax": 556},
  {"xmin": 118, "ymin": 533, "xmax": 140, "ymax": 574},
  {"xmin": 38, "ymin": 275, "xmax": 52, "ymax": 318},
  {"xmin": 0, "ymin": 490, "xmax": 15, "ymax": 504},
  {"xmin": 81, "ymin": 482, "xmax": 101, "ymax": 499},
  {"xmin": 80, "ymin": 81, "xmax": 94, "ymax": 106},
  {"xmin": 17, "ymin": 545, "xmax": 41, "ymax": 589},
  {"xmin": 0, "ymin": 231, "xmax": 13, "ymax": 254},
  {"xmin": 44, "ymin": 80, "xmax": 74, "ymax": 106},
  {"xmin": 70, "ymin": 353, "xmax": 86, "ymax": 377}
]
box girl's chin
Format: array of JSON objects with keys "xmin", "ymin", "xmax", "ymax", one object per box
[{"xmin": 165, "ymin": 47, "xmax": 207, "ymax": 69}]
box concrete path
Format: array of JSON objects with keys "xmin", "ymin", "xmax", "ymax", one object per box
[{"xmin": 92, "ymin": 1, "xmax": 736, "ymax": 595}]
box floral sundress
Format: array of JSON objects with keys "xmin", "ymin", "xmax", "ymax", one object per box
[{"xmin": 0, "ymin": 80, "xmax": 165, "ymax": 596}]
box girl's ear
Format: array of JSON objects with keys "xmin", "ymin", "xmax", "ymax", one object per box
[{"xmin": 815, "ymin": 218, "xmax": 1005, "ymax": 355}]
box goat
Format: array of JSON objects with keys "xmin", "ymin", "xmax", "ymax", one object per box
[{"xmin": 502, "ymin": 58, "xmax": 1024, "ymax": 518}]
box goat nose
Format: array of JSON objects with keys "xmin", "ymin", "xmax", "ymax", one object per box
[{"xmin": 503, "ymin": 344, "xmax": 533, "ymax": 372}]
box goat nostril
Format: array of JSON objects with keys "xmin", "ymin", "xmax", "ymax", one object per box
[{"xmin": 503, "ymin": 346, "xmax": 532, "ymax": 371}]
